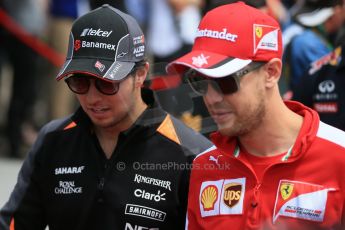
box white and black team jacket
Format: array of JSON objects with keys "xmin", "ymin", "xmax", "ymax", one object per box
[{"xmin": 0, "ymin": 106, "xmax": 213, "ymax": 230}]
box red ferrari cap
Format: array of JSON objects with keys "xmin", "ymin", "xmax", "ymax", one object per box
[{"xmin": 167, "ymin": 1, "xmax": 282, "ymax": 78}]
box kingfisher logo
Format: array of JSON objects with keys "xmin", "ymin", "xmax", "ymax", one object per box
[
  {"xmin": 80, "ymin": 28, "xmax": 113, "ymax": 37},
  {"xmin": 134, "ymin": 174, "xmax": 171, "ymax": 191}
]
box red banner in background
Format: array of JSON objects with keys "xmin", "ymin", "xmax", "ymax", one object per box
[{"xmin": 0, "ymin": 8, "xmax": 65, "ymax": 68}]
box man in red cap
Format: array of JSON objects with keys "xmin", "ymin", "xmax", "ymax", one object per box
[
  {"xmin": 167, "ymin": 2, "xmax": 345, "ymax": 229},
  {"xmin": 0, "ymin": 4, "xmax": 212, "ymax": 230}
]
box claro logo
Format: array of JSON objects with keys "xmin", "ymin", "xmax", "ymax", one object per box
[{"xmin": 134, "ymin": 189, "xmax": 166, "ymax": 202}]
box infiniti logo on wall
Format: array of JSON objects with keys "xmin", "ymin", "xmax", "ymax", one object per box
[{"xmin": 318, "ymin": 80, "xmax": 335, "ymax": 93}]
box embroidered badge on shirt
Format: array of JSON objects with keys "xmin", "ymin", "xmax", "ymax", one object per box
[
  {"xmin": 253, "ymin": 24, "xmax": 279, "ymax": 54},
  {"xmin": 199, "ymin": 178, "xmax": 246, "ymax": 217},
  {"xmin": 273, "ymin": 180, "xmax": 336, "ymax": 223}
]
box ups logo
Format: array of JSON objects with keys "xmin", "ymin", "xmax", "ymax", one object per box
[{"xmin": 223, "ymin": 183, "xmax": 242, "ymax": 208}]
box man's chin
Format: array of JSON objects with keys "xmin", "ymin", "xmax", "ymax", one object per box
[{"xmin": 217, "ymin": 124, "xmax": 234, "ymax": 136}]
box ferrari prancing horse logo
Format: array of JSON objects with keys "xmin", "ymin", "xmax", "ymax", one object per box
[
  {"xmin": 280, "ymin": 182, "xmax": 294, "ymax": 200},
  {"xmin": 255, "ymin": 26, "xmax": 263, "ymax": 38}
]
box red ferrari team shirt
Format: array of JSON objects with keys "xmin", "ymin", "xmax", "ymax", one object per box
[{"xmin": 186, "ymin": 101, "xmax": 345, "ymax": 230}]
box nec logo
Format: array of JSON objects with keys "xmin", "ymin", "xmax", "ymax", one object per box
[
  {"xmin": 81, "ymin": 28, "xmax": 113, "ymax": 37},
  {"xmin": 125, "ymin": 223, "xmax": 159, "ymax": 230}
]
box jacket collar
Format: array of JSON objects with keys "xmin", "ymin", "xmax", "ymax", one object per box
[{"xmin": 210, "ymin": 101, "xmax": 319, "ymax": 162}]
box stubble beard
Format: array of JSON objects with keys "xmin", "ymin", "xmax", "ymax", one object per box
[{"xmin": 219, "ymin": 94, "xmax": 266, "ymax": 137}]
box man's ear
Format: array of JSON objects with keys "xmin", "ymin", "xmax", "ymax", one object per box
[
  {"xmin": 134, "ymin": 62, "xmax": 149, "ymax": 87},
  {"xmin": 264, "ymin": 58, "xmax": 282, "ymax": 88}
]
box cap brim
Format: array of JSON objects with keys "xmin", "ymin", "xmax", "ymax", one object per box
[
  {"xmin": 56, "ymin": 58, "xmax": 135, "ymax": 81},
  {"xmin": 295, "ymin": 8, "xmax": 334, "ymax": 27},
  {"xmin": 166, "ymin": 50, "xmax": 252, "ymax": 78}
]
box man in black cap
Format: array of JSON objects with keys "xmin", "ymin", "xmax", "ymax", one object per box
[
  {"xmin": 0, "ymin": 5, "xmax": 212, "ymax": 230},
  {"xmin": 293, "ymin": 42, "xmax": 345, "ymax": 131},
  {"xmin": 282, "ymin": 0, "xmax": 345, "ymax": 96}
]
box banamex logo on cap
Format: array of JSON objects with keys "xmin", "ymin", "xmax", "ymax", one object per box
[{"xmin": 74, "ymin": 40, "xmax": 81, "ymax": 51}]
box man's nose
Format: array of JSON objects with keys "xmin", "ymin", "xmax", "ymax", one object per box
[
  {"xmin": 85, "ymin": 79, "xmax": 102, "ymax": 100},
  {"xmin": 204, "ymin": 82, "xmax": 224, "ymax": 105}
]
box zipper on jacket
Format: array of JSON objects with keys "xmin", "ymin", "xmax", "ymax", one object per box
[
  {"xmin": 98, "ymin": 177, "xmax": 105, "ymax": 190},
  {"xmin": 251, "ymin": 183, "xmax": 261, "ymax": 208},
  {"xmin": 248, "ymin": 182, "xmax": 262, "ymax": 227},
  {"xmin": 97, "ymin": 177, "xmax": 105, "ymax": 203}
]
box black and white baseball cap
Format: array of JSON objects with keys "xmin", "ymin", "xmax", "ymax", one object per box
[
  {"xmin": 293, "ymin": 0, "xmax": 343, "ymax": 27},
  {"xmin": 56, "ymin": 4, "xmax": 146, "ymax": 81}
]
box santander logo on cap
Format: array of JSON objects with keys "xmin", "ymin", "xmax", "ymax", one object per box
[
  {"xmin": 196, "ymin": 28, "xmax": 238, "ymax": 42},
  {"xmin": 166, "ymin": 2, "xmax": 283, "ymax": 77}
]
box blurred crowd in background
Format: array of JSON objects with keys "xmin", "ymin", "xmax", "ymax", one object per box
[{"xmin": 0, "ymin": 0, "xmax": 344, "ymax": 159}]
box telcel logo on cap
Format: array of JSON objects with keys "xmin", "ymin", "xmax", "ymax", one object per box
[{"xmin": 81, "ymin": 28, "xmax": 113, "ymax": 37}]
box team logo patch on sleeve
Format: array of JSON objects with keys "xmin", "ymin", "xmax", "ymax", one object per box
[
  {"xmin": 199, "ymin": 178, "xmax": 245, "ymax": 217},
  {"xmin": 273, "ymin": 180, "xmax": 336, "ymax": 223}
]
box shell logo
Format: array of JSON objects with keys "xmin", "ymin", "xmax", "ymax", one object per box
[{"xmin": 201, "ymin": 185, "xmax": 218, "ymax": 211}]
